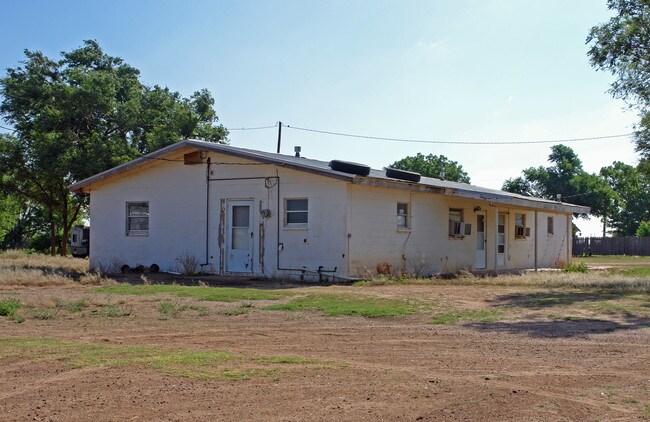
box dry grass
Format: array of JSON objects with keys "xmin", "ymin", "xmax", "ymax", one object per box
[
  {"xmin": 0, "ymin": 250, "xmax": 93, "ymax": 288},
  {"xmin": 358, "ymin": 270, "xmax": 650, "ymax": 293}
]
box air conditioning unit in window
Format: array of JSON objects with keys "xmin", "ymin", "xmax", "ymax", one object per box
[
  {"xmin": 515, "ymin": 226, "xmax": 526, "ymax": 237},
  {"xmin": 449, "ymin": 221, "xmax": 465, "ymax": 237}
]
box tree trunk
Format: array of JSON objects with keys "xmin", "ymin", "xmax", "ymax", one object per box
[
  {"xmin": 61, "ymin": 199, "xmax": 83, "ymax": 257},
  {"xmin": 49, "ymin": 209, "xmax": 56, "ymax": 256}
]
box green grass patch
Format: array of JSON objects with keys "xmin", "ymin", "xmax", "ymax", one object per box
[
  {"xmin": 619, "ymin": 267, "xmax": 650, "ymax": 277},
  {"xmin": 0, "ymin": 298, "xmax": 22, "ymax": 317},
  {"xmin": 643, "ymin": 403, "xmax": 650, "ymax": 420},
  {"xmin": 96, "ymin": 285, "xmax": 292, "ymax": 302},
  {"xmin": 265, "ymin": 294, "xmax": 421, "ymax": 318},
  {"xmin": 0, "ymin": 337, "xmax": 334, "ymax": 382},
  {"xmin": 431, "ymin": 308, "xmax": 509, "ymax": 325}
]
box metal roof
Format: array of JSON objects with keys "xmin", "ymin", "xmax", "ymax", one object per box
[{"xmin": 69, "ymin": 139, "xmax": 590, "ymax": 214}]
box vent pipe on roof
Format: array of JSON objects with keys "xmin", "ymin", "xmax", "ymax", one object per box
[{"xmin": 294, "ymin": 146, "xmax": 301, "ymax": 157}]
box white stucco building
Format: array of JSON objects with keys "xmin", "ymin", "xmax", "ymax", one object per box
[{"xmin": 70, "ymin": 140, "xmax": 589, "ymax": 280}]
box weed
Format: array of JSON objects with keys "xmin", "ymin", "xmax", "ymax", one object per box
[
  {"xmin": 158, "ymin": 301, "xmax": 188, "ymax": 320},
  {"xmin": 31, "ymin": 309, "xmax": 56, "ymax": 320},
  {"xmin": 66, "ymin": 299, "xmax": 87, "ymax": 313},
  {"xmin": 623, "ymin": 397, "xmax": 639, "ymax": 404},
  {"xmin": 643, "ymin": 403, "xmax": 650, "ymax": 420},
  {"xmin": 265, "ymin": 294, "xmax": 420, "ymax": 318},
  {"xmin": 0, "ymin": 298, "xmax": 22, "ymax": 317},
  {"xmin": 189, "ymin": 304, "xmax": 209, "ymax": 316},
  {"xmin": 218, "ymin": 302, "xmax": 253, "ymax": 316},
  {"xmin": 174, "ymin": 253, "xmax": 200, "ymax": 275},
  {"xmin": 562, "ymin": 262, "xmax": 588, "ymax": 273}
]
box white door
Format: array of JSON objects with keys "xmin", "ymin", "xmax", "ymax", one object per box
[
  {"xmin": 475, "ymin": 212, "xmax": 486, "ymax": 269},
  {"xmin": 497, "ymin": 212, "xmax": 506, "ymax": 267},
  {"xmin": 227, "ymin": 201, "xmax": 253, "ymax": 273}
]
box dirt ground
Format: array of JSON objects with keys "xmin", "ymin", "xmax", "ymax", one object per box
[{"xmin": 1, "ymin": 282, "xmax": 649, "ymax": 422}]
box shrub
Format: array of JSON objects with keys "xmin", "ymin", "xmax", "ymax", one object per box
[
  {"xmin": 562, "ymin": 261, "xmax": 588, "ymax": 273},
  {"xmin": 0, "ymin": 298, "xmax": 22, "ymax": 317},
  {"xmin": 174, "ymin": 253, "xmax": 200, "ymax": 275}
]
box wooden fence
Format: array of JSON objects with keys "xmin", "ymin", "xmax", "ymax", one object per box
[{"xmin": 573, "ymin": 236, "xmax": 650, "ymax": 256}]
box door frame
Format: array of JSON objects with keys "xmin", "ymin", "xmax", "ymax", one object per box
[
  {"xmin": 475, "ymin": 211, "xmax": 487, "ymax": 269},
  {"xmin": 226, "ymin": 199, "xmax": 254, "ymax": 273},
  {"xmin": 497, "ymin": 212, "xmax": 506, "ymax": 268}
]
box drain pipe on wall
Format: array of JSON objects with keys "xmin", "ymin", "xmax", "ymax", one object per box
[
  {"xmin": 203, "ymin": 157, "xmax": 211, "ymax": 271},
  {"xmin": 274, "ymin": 176, "xmax": 337, "ymax": 278},
  {"xmin": 534, "ymin": 210, "xmax": 538, "ymax": 271}
]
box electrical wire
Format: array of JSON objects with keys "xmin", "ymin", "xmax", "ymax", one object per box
[
  {"xmin": 283, "ymin": 124, "xmax": 634, "ymax": 145},
  {"xmin": 226, "ymin": 124, "xmax": 277, "ymax": 131}
]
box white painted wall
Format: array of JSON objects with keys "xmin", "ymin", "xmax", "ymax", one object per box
[
  {"xmin": 88, "ymin": 151, "xmax": 349, "ymax": 279},
  {"xmin": 87, "ymin": 149, "xmax": 574, "ymax": 278},
  {"xmin": 346, "ymin": 184, "xmax": 573, "ymax": 276}
]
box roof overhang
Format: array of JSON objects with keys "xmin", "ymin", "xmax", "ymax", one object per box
[{"xmin": 69, "ymin": 139, "xmax": 591, "ymax": 215}]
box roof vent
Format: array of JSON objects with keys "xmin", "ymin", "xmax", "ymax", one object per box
[
  {"xmin": 329, "ymin": 160, "xmax": 371, "ymax": 176},
  {"xmin": 385, "ymin": 168, "xmax": 421, "ymax": 183},
  {"xmin": 184, "ymin": 151, "xmax": 204, "ymax": 165}
]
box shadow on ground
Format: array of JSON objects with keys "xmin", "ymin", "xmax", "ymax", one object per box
[
  {"xmin": 110, "ymin": 272, "xmax": 352, "ymax": 290},
  {"xmin": 487, "ymin": 290, "xmax": 647, "ymax": 309},
  {"xmin": 466, "ymin": 316, "xmax": 650, "ymax": 338}
]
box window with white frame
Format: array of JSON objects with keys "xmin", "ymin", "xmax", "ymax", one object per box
[
  {"xmin": 515, "ymin": 213, "xmax": 529, "ymax": 239},
  {"xmin": 547, "ymin": 216, "xmax": 554, "ymax": 235},
  {"xmin": 285, "ymin": 198, "xmax": 308, "ymax": 227},
  {"xmin": 397, "ymin": 203, "xmax": 409, "ymax": 229},
  {"xmin": 127, "ymin": 202, "xmax": 149, "ymax": 235}
]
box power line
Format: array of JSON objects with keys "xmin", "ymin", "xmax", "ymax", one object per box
[
  {"xmin": 226, "ymin": 124, "xmax": 277, "ymax": 131},
  {"xmin": 283, "ymin": 124, "xmax": 635, "ymax": 145}
]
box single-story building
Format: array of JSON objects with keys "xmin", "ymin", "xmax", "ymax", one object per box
[{"xmin": 69, "ymin": 140, "xmax": 589, "ymax": 280}]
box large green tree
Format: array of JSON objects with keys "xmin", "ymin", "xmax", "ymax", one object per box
[
  {"xmin": 0, "ymin": 40, "xmax": 228, "ymax": 255},
  {"xmin": 599, "ymin": 161, "xmax": 650, "ymax": 236},
  {"xmin": 502, "ymin": 145, "xmax": 616, "ymax": 227},
  {"xmin": 587, "ymin": 0, "xmax": 650, "ymax": 169},
  {"xmin": 389, "ymin": 153, "xmax": 470, "ymax": 183}
]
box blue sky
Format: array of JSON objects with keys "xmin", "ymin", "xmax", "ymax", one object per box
[{"xmin": 0, "ymin": 0, "xmax": 639, "ymax": 235}]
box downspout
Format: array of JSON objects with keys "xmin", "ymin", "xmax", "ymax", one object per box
[
  {"xmin": 534, "ymin": 210, "xmax": 538, "ymax": 271},
  {"xmin": 275, "ymin": 176, "xmax": 336, "ymax": 277},
  {"xmin": 276, "ymin": 176, "xmax": 303, "ymax": 273},
  {"xmin": 204, "ymin": 157, "xmax": 211, "ymax": 269},
  {"xmin": 566, "ymin": 214, "xmax": 571, "ymax": 264}
]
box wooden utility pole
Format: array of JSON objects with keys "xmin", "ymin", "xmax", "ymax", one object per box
[{"xmin": 276, "ymin": 121, "xmax": 283, "ymax": 153}]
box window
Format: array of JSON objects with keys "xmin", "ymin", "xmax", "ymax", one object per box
[
  {"xmin": 285, "ymin": 198, "xmax": 308, "ymax": 227},
  {"xmin": 127, "ymin": 202, "xmax": 149, "ymax": 235},
  {"xmin": 547, "ymin": 216, "xmax": 554, "ymax": 235},
  {"xmin": 515, "ymin": 213, "xmax": 529, "ymax": 239},
  {"xmin": 449, "ymin": 208, "xmax": 471, "ymax": 237},
  {"xmin": 397, "ymin": 203, "xmax": 409, "ymax": 229}
]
